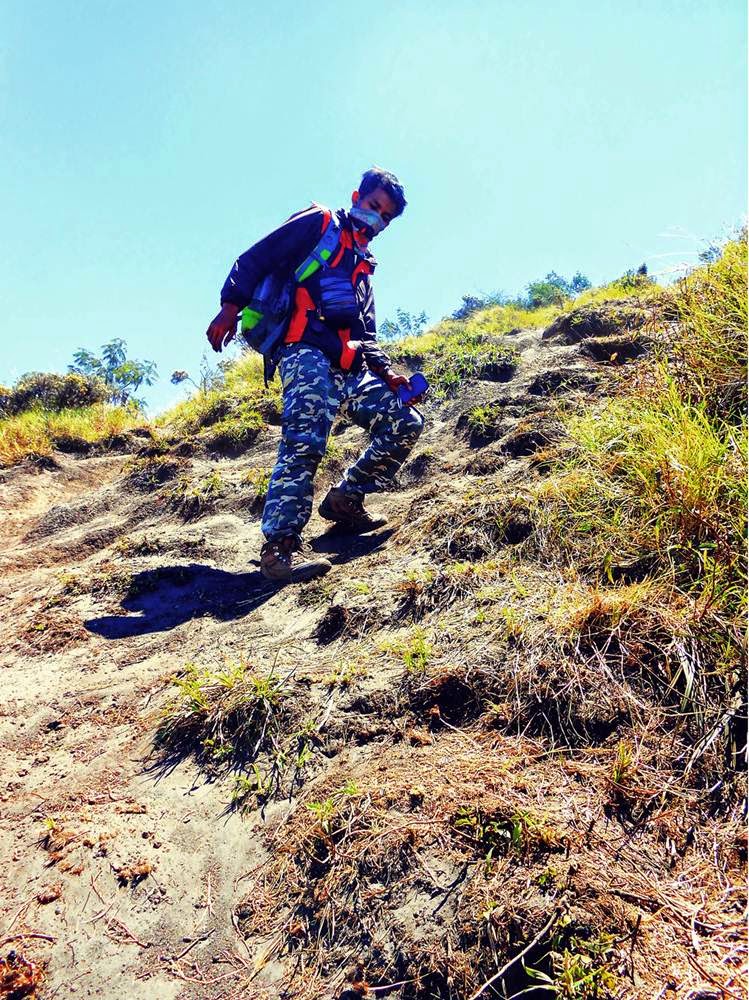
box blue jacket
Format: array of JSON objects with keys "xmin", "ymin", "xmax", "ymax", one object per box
[{"xmin": 220, "ymin": 204, "xmax": 391, "ymax": 373}]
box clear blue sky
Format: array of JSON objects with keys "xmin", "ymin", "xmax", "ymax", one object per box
[{"xmin": 1, "ymin": 0, "xmax": 745, "ymax": 413}]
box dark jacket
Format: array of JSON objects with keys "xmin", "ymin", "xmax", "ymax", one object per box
[{"xmin": 221, "ymin": 204, "xmax": 391, "ymax": 373}]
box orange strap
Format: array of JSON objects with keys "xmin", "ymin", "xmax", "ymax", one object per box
[
  {"xmin": 337, "ymin": 329, "xmax": 357, "ymax": 370},
  {"xmin": 285, "ymin": 286, "xmax": 316, "ymax": 343},
  {"xmin": 351, "ymin": 260, "xmax": 372, "ymax": 285}
]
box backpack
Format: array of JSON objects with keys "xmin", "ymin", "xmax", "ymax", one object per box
[{"xmin": 240, "ymin": 208, "xmax": 341, "ymax": 382}]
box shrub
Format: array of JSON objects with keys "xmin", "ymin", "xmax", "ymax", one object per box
[{"xmin": 0, "ymin": 372, "xmax": 109, "ymax": 417}]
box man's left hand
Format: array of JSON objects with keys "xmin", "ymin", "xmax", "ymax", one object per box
[{"xmin": 383, "ymin": 370, "xmax": 424, "ymax": 407}]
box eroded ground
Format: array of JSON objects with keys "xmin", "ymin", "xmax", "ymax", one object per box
[{"xmin": 1, "ymin": 318, "xmax": 745, "ymax": 999}]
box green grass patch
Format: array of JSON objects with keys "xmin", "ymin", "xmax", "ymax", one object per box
[
  {"xmin": 665, "ymin": 232, "xmax": 747, "ymax": 419},
  {"xmin": 535, "ymin": 382, "xmax": 746, "ymax": 614},
  {"xmin": 0, "ymin": 403, "xmax": 147, "ymax": 467},
  {"xmin": 159, "ymin": 351, "xmax": 281, "ymax": 441},
  {"xmin": 165, "ymin": 470, "xmax": 226, "ymax": 519},
  {"xmin": 157, "ymin": 660, "xmax": 287, "ymax": 760},
  {"xmin": 205, "ymin": 404, "xmax": 265, "ymax": 451}
]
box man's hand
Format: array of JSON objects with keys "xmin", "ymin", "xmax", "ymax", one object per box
[
  {"xmin": 382, "ymin": 370, "xmax": 424, "ymax": 407},
  {"xmin": 206, "ymin": 303, "xmax": 240, "ymax": 352}
]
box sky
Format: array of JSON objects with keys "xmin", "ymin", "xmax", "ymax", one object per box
[{"xmin": 1, "ymin": 0, "xmax": 746, "ymax": 413}]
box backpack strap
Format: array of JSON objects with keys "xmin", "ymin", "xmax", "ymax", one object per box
[{"xmin": 293, "ymin": 206, "xmax": 340, "ymax": 283}]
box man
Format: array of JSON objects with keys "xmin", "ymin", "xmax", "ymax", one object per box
[{"xmin": 205, "ymin": 167, "xmax": 424, "ymax": 582}]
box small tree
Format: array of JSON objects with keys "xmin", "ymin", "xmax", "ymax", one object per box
[
  {"xmin": 524, "ymin": 271, "xmax": 592, "ymax": 309},
  {"xmin": 451, "ymin": 291, "xmax": 507, "ymax": 320},
  {"xmin": 526, "ymin": 274, "xmax": 570, "ymax": 309},
  {"xmin": 69, "ymin": 338, "xmax": 157, "ymax": 407},
  {"xmin": 379, "ymin": 308, "xmax": 429, "ymax": 342},
  {"xmin": 569, "ymin": 271, "xmax": 592, "ymax": 294},
  {"xmin": 171, "ymin": 355, "xmax": 222, "ymax": 394}
]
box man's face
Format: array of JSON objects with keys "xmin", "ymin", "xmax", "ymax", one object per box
[{"xmin": 353, "ymin": 185, "xmax": 398, "ymax": 232}]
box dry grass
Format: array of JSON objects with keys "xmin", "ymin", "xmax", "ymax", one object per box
[
  {"xmin": 0, "ymin": 403, "xmax": 147, "ymax": 466},
  {"xmin": 158, "ymin": 350, "xmax": 280, "ymax": 442},
  {"xmin": 235, "ymin": 732, "xmax": 746, "ymax": 999}
]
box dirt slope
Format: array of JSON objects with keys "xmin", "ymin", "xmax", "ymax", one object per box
[{"xmin": 1, "ymin": 318, "xmax": 744, "ymax": 999}]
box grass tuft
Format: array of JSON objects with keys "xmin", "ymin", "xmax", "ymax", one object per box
[
  {"xmin": 0, "ymin": 404, "xmax": 146, "ymax": 467},
  {"xmin": 159, "ymin": 351, "xmax": 280, "ymax": 442}
]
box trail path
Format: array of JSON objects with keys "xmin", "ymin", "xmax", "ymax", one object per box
[{"xmin": 2, "ymin": 316, "xmax": 734, "ymax": 999}]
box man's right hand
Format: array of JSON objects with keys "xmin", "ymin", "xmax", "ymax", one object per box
[{"xmin": 206, "ymin": 303, "xmax": 240, "ymax": 352}]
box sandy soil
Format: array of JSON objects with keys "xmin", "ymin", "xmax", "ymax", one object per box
[{"xmin": 1, "ymin": 321, "xmax": 743, "ymax": 999}]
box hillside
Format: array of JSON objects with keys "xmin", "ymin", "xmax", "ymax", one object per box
[{"xmin": 0, "ymin": 247, "xmax": 746, "ymax": 1000}]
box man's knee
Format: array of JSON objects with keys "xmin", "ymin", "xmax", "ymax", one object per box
[
  {"xmin": 397, "ymin": 406, "xmax": 424, "ymax": 445},
  {"xmin": 281, "ymin": 425, "xmax": 328, "ymax": 466}
]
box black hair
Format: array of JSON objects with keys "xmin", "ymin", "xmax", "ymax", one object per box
[{"xmin": 359, "ymin": 166, "xmax": 407, "ymax": 216}]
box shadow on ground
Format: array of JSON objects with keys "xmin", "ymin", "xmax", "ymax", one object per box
[
  {"xmin": 84, "ymin": 530, "xmax": 393, "ymax": 639},
  {"xmin": 311, "ymin": 526, "xmax": 394, "ymax": 558},
  {"xmin": 84, "ymin": 563, "xmax": 278, "ymax": 638}
]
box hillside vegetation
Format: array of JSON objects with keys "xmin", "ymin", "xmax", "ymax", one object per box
[
  {"xmin": 0, "ymin": 238, "xmax": 745, "ymax": 1000},
  {"xmin": 0, "ymin": 371, "xmax": 150, "ymax": 467}
]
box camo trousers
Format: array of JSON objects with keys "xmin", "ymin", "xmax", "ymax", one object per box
[{"xmin": 262, "ymin": 344, "xmax": 424, "ymax": 543}]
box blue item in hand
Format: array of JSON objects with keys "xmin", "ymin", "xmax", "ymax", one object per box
[{"xmin": 398, "ymin": 371, "xmax": 429, "ymax": 404}]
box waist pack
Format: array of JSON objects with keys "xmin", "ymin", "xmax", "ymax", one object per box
[
  {"xmin": 240, "ymin": 211, "xmax": 342, "ymax": 381},
  {"xmin": 318, "ymin": 269, "xmax": 360, "ymax": 327}
]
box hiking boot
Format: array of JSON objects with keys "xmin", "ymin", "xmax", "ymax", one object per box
[
  {"xmin": 260, "ymin": 536, "xmax": 296, "ymax": 582},
  {"xmin": 259, "ymin": 536, "xmax": 332, "ymax": 584},
  {"xmin": 318, "ymin": 486, "xmax": 388, "ymax": 534}
]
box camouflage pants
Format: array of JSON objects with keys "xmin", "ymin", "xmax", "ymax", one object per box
[{"xmin": 262, "ymin": 345, "xmax": 424, "ymax": 543}]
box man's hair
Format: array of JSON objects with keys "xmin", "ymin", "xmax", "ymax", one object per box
[{"xmin": 359, "ymin": 166, "xmax": 407, "ymax": 216}]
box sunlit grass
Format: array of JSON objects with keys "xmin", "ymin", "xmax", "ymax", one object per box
[
  {"xmin": 0, "ymin": 404, "xmax": 147, "ymax": 466},
  {"xmin": 665, "ymin": 232, "xmax": 747, "ymax": 418},
  {"xmin": 534, "ymin": 382, "xmax": 746, "ymax": 604},
  {"xmin": 158, "ymin": 350, "xmax": 281, "ymax": 437}
]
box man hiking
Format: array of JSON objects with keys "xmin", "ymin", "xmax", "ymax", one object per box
[{"xmin": 205, "ymin": 167, "xmax": 424, "ymax": 583}]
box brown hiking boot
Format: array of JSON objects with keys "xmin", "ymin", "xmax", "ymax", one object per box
[
  {"xmin": 318, "ymin": 486, "xmax": 388, "ymax": 534},
  {"xmin": 260, "ymin": 537, "xmax": 296, "ymax": 582},
  {"xmin": 260, "ymin": 536, "xmax": 332, "ymax": 584}
]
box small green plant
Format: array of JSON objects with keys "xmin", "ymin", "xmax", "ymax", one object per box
[
  {"xmin": 454, "ymin": 806, "xmax": 564, "ymax": 865},
  {"xmin": 403, "ymin": 627, "xmax": 432, "ymax": 672},
  {"xmin": 499, "ymin": 606, "xmax": 524, "ymax": 639},
  {"xmin": 242, "ymin": 466, "xmax": 272, "ymax": 498},
  {"xmin": 231, "ymin": 765, "xmax": 273, "ymax": 811},
  {"xmin": 537, "ymin": 865, "xmax": 559, "ymax": 890},
  {"xmin": 381, "ymin": 627, "xmax": 434, "ymax": 673},
  {"xmin": 324, "ymin": 661, "xmax": 368, "ymax": 689},
  {"xmin": 611, "ymin": 740, "xmax": 635, "ymax": 784},
  {"xmin": 306, "ymin": 782, "xmax": 361, "ymax": 839},
  {"xmin": 528, "ymin": 932, "xmax": 617, "ymax": 999},
  {"xmin": 57, "ymin": 572, "xmax": 84, "ymax": 595},
  {"xmin": 466, "ymin": 403, "xmax": 503, "ymax": 439},
  {"xmin": 165, "ymin": 470, "xmax": 226, "ymax": 519}
]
